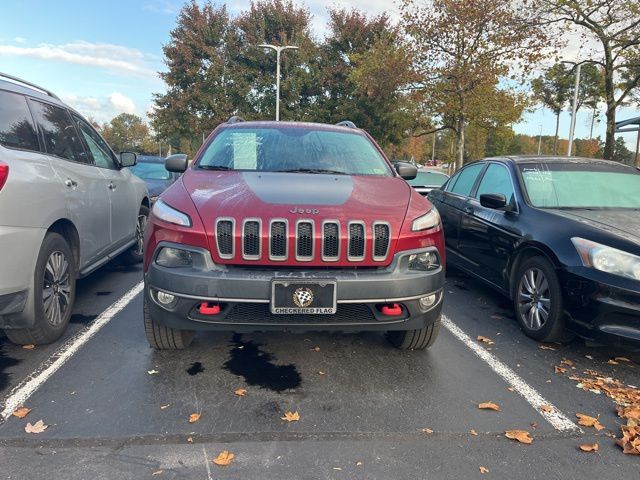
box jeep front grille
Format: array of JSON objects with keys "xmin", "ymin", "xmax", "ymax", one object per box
[{"xmin": 214, "ymin": 218, "xmax": 391, "ymax": 262}]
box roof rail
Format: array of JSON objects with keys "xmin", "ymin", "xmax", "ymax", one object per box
[
  {"xmin": 336, "ymin": 120, "xmax": 357, "ymax": 129},
  {"xmin": 0, "ymin": 72, "xmax": 60, "ymax": 100},
  {"xmin": 227, "ymin": 115, "xmax": 245, "ymax": 124}
]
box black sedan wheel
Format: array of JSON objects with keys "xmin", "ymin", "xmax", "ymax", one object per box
[{"xmin": 513, "ymin": 256, "xmax": 566, "ymax": 342}]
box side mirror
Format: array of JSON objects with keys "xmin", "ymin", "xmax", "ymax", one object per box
[
  {"xmin": 120, "ymin": 151, "xmax": 137, "ymax": 168},
  {"xmin": 480, "ymin": 193, "xmax": 508, "ymax": 210},
  {"xmin": 165, "ymin": 154, "xmax": 188, "ymax": 173},
  {"xmin": 394, "ymin": 161, "xmax": 418, "ymax": 180}
]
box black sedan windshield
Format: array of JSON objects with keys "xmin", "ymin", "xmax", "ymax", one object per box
[
  {"xmin": 519, "ymin": 162, "xmax": 640, "ymax": 209},
  {"xmin": 197, "ymin": 127, "xmax": 392, "ymax": 176}
]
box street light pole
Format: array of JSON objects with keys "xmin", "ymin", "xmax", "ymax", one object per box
[
  {"xmin": 258, "ymin": 44, "xmax": 299, "ymax": 121},
  {"xmin": 567, "ymin": 63, "xmax": 581, "ymax": 156},
  {"xmin": 537, "ymin": 124, "xmax": 543, "ymax": 155}
]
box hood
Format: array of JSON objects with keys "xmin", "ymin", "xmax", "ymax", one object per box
[
  {"xmin": 182, "ymin": 169, "xmax": 413, "ymax": 266},
  {"xmin": 548, "ymin": 209, "xmax": 640, "ymax": 245}
]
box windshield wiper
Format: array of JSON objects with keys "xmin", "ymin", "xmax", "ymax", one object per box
[
  {"xmin": 199, "ymin": 165, "xmax": 232, "ymax": 170},
  {"xmin": 275, "ymin": 168, "xmax": 346, "ymax": 175}
]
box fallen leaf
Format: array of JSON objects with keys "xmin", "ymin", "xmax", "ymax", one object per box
[
  {"xmin": 561, "ymin": 359, "xmax": 574, "ymax": 366},
  {"xmin": 530, "ymin": 422, "xmax": 538, "ymax": 429},
  {"xmin": 505, "ymin": 430, "xmax": 533, "ymax": 444},
  {"xmin": 507, "ymin": 387, "xmax": 514, "ymax": 392},
  {"xmin": 160, "ymin": 404, "xmax": 170, "ymax": 410},
  {"xmin": 477, "ymin": 335, "xmax": 495, "ymax": 345},
  {"xmin": 356, "ymin": 461, "xmax": 363, "ymax": 466},
  {"xmin": 12, "ymin": 407, "xmax": 31, "ymax": 418},
  {"xmin": 312, "ymin": 346, "xmax": 320, "ymax": 352},
  {"xmin": 333, "ymin": 467, "xmax": 342, "ymax": 471},
  {"xmin": 234, "ymin": 388, "xmax": 247, "ymax": 397},
  {"xmin": 540, "ymin": 405, "xmax": 554, "ymax": 413},
  {"xmin": 608, "ymin": 360, "xmax": 619, "ymax": 365},
  {"xmin": 318, "ymin": 371, "xmax": 326, "ymax": 375},
  {"xmin": 25, "ymin": 419, "xmax": 47, "ymax": 434},
  {"xmin": 22, "ymin": 344, "xmax": 35, "ymax": 350},
  {"xmin": 616, "ymin": 425, "xmax": 640, "ymax": 454},
  {"xmin": 615, "ymin": 357, "xmax": 631, "ymax": 363},
  {"xmin": 585, "ymin": 355, "xmax": 593, "ymax": 360},
  {"xmin": 152, "ymin": 470, "xmax": 163, "ymax": 476},
  {"xmin": 554, "ymin": 366, "xmax": 567, "ymax": 374},
  {"xmin": 470, "ymin": 429, "xmax": 478, "ymax": 436},
  {"xmin": 188, "ymin": 412, "xmax": 201, "ymax": 423},
  {"xmin": 281, "ymin": 411, "xmax": 300, "ymax": 422},
  {"xmin": 187, "ymin": 436, "xmax": 193, "ymax": 443},
  {"xmin": 148, "ymin": 369, "xmax": 159, "ymax": 375},
  {"xmin": 579, "ymin": 443, "xmax": 599, "ymax": 452},
  {"xmin": 538, "ymin": 345, "xmax": 555, "ymax": 350},
  {"xmin": 576, "ymin": 413, "xmax": 605, "ymax": 431},
  {"xmin": 421, "ymin": 428, "xmax": 434, "ymax": 434},
  {"xmin": 480, "ymin": 466, "xmax": 489, "ymax": 474},
  {"xmin": 478, "ymin": 402, "xmax": 500, "ymax": 411},
  {"xmin": 617, "ymin": 406, "xmax": 640, "ymax": 422},
  {"xmin": 212, "ymin": 450, "xmax": 234, "ymax": 467}
]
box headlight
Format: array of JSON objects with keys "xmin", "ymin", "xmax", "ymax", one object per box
[
  {"xmin": 412, "ymin": 209, "xmax": 441, "ymax": 231},
  {"xmin": 571, "ymin": 237, "xmax": 640, "ymax": 281},
  {"xmin": 408, "ymin": 251, "xmax": 440, "ymax": 271},
  {"xmin": 156, "ymin": 247, "xmax": 193, "ymax": 268},
  {"xmin": 152, "ymin": 199, "xmax": 191, "ymax": 227}
]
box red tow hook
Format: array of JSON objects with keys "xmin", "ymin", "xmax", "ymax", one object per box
[
  {"xmin": 198, "ymin": 302, "xmax": 221, "ymax": 315},
  {"xmin": 380, "ymin": 303, "xmax": 403, "ymax": 316}
]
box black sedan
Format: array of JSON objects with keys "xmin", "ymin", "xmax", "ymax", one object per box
[
  {"xmin": 428, "ymin": 156, "xmax": 640, "ymax": 347},
  {"xmin": 406, "ymin": 169, "xmax": 449, "ymax": 196},
  {"xmin": 128, "ymin": 155, "xmax": 181, "ymax": 203}
]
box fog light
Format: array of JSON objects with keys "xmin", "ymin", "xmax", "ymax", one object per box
[
  {"xmin": 408, "ymin": 251, "xmax": 440, "ymax": 271},
  {"xmin": 157, "ymin": 291, "xmax": 175, "ymax": 305},
  {"xmin": 419, "ymin": 294, "xmax": 437, "ymax": 310}
]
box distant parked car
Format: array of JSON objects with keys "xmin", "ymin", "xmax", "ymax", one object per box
[
  {"xmin": 407, "ymin": 169, "xmax": 449, "ymax": 196},
  {"xmin": 129, "ymin": 155, "xmax": 180, "ymax": 203},
  {"xmin": 428, "ymin": 156, "xmax": 640, "ymax": 347},
  {"xmin": 0, "ymin": 73, "xmax": 149, "ymax": 345}
]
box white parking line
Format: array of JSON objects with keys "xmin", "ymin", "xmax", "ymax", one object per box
[
  {"xmin": 441, "ymin": 315, "xmax": 580, "ymax": 432},
  {"xmin": 0, "ymin": 281, "xmax": 144, "ymax": 421}
]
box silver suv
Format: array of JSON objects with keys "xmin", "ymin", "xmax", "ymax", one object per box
[{"xmin": 0, "ymin": 73, "xmax": 149, "ymax": 345}]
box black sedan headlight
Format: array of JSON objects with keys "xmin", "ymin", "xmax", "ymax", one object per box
[{"xmin": 572, "ymin": 237, "xmax": 640, "ymax": 281}]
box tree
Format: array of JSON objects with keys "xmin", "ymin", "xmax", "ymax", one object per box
[
  {"xmin": 538, "ymin": 0, "xmax": 640, "ymax": 159},
  {"xmin": 101, "ymin": 113, "xmax": 155, "ymax": 154},
  {"xmin": 401, "ymin": 0, "xmax": 552, "ymax": 170},
  {"xmin": 531, "ymin": 64, "xmax": 573, "ymax": 154},
  {"xmin": 612, "ymin": 136, "xmax": 632, "ymax": 164}
]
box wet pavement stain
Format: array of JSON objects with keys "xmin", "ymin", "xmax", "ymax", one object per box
[
  {"xmin": 95, "ymin": 291, "xmax": 112, "ymax": 296},
  {"xmin": 224, "ymin": 334, "xmax": 301, "ymax": 393},
  {"xmin": 187, "ymin": 362, "xmax": 205, "ymax": 376},
  {"xmin": 0, "ymin": 345, "xmax": 20, "ymax": 391},
  {"xmin": 70, "ymin": 313, "xmax": 98, "ymax": 324}
]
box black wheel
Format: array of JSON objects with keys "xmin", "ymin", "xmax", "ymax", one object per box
[
  {"xmin": 513, "ymin": 256, "xmax": 566, "ymax": 342},
  {"xmin": 120, "ymin": 204, "xmax": 149, "ymax": 264},
  {"xmin": 143, "ymin": 296, "xmax": 194, "ymax": 350},
  {"xmin": 5, "ymin": 233, "xmax": 76, "ymax": 345},
  {"xmin": 387, "ymin": 316, "xmax": 441, "ymax": 350}
]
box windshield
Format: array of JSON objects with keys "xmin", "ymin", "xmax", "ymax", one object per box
[
  {"xmin": 407, "ymin": 171, "xmax": 449, "ymax": 187},
  {"xmin": 197, "ymin": 127, "xmax": 393, "ymax": 176},
  {"xmin": 130, "ymin": 162, "xmax": 172, "ymax": 180},
  {"xmin": 519, "ymin": 162, "xmax": 640, "ymax": 209}
]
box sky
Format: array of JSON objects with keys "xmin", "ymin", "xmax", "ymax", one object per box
[{"xmin": 0, "ymin": 0, "xmax": 638, "ymax": 150}]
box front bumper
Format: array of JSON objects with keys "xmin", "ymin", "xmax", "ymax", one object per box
[
  {"xmin": 144, "ymin": 243, "xmax": 445, "ymax": 332},
  {"xmin": 561, "ymin": 266, "xmax": 640, "ymax": 347}
]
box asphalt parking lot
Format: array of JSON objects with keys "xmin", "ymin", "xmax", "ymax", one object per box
[{"xmin": 0, "ymin": 263, "xmax": 638, "ymax": 479}]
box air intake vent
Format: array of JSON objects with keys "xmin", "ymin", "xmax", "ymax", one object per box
[
  {"xmin": 215, "ymin": 219, "xmax": 234, "ymax": 258},
  {"xmin": 348, "ymin": 222, "xmax": 365, "ymax": 260},
  {"xmin": 373, "ymin": 223, "xmax": 390, "ymax": 260},
  {"xmin": 322, "ymin": 222, "xmax": 340, "ymax": 260},
  {"xmin": 242, "ymin": 219, "xmax": 261, "ymax": 259},
  {"xmin": 296, "ymin": 221, "xmax": 314, "ymax": 260},
  {"xmin": 270, "ymin": 220, "xmax": 287, "ymax": 260}
]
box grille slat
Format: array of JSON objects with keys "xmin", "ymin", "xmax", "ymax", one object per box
[
  {"xmin": 296, "ymin": 221, "xmax": 314, "ymax": 260},
  {"xmin": 270, "ymin": 221, "xmax": 287, "ymax": 260},
  {"xmin": 242, "ymin": 220, "xmax": 261, "ymax": 259},
  {"xmin": 322, "ymin": 222, "xmax": 340, "ymax": 260},
  {"xmin": 215, "ymin": 219, "xmax": 234, "ymax": 258},
  {"xmin": 373, "ymin": 223, "xmax": 390, "ymax": 260},
  {"xmin": 348, "ymin": 222, "xmax": 365, "ymax": 260}
]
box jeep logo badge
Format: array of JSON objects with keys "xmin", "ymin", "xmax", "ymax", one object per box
[{"xmin": 290, "ymin": 207, "xmax": 320, "ymax": 215}]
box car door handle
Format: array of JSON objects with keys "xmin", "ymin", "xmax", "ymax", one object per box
[
  {"xmin": 108, "ymin": 182, "xmax": 116, "ymax": 191},
  {"xmin": 464, "ymin": 206, "xmax": 474, "ymax": 215},
  {"xmin": 65, "ymin": 178, "xmax": 78, "ymax": 188}
]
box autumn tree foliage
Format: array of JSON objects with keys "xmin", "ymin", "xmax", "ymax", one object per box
[
  {"xmin": 401, "ymin": 0, "xmax": 551, "ymax": 170},
  {"xmin": 100, "ymin": 113, "xmax": 156, "ymax": 154}
]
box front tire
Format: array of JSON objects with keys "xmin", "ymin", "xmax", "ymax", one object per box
[
  {"xmin": 387, "ymin": 317, "xmax": 441, "ymax": 350},
  {"xmin": 513, "ymin": 256, "xmax": 566, "ymax": 342},
  {"xmin": 120, "ymin": 204, "xmax": 149, "ymax": 265},
  {"xmin": 144, "ymin": 296, "xmax": 194, "ymax": 350},
  {"xmin": 5, "ymin": 233, "xmax": 76, "ymax": 345}
]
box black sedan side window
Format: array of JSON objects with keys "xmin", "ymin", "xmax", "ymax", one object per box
[
  {"xmin": 475, "ymin": 164, "xmax": 515, "ymax": 205},
  {"xmin": 449, "ymin": 163, "xmax": 484, "ymax": 197}
]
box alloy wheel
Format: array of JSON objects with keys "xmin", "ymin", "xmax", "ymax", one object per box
[
  {"xmin": 517, "ymin": 267, "xmax": 551, "ymax": 331},
  {"xmin": 42, "ymin": 251, "xmax": 71, "ymax": 326},
  {"xmin": 135, "ymin": 214, "xmax": 147, "ymax": 256}
]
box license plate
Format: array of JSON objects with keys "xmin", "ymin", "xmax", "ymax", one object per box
[{"xmin": 271, "ymin": 280, "xmax": 337, "ymax": 314}]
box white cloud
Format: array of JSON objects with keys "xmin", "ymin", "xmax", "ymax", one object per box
[
  {"xmin": 143, "ymin": 1, "xmax": 179, "ymax": 15},
  {"xmin": 109, "ymin": 92, "xmax": 136, "ymax": 114},
  {"xmin": 13, "ymin": 37, "xmax": 26, "ymax": 44},
  {"xmin": 0, "ymin": 41, "xmax": 157, "ymax": 77}
]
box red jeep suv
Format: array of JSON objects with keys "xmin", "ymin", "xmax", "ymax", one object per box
[{"xmin": 143, "ymin": 118, "xmax": 445, "ymax": 350}]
